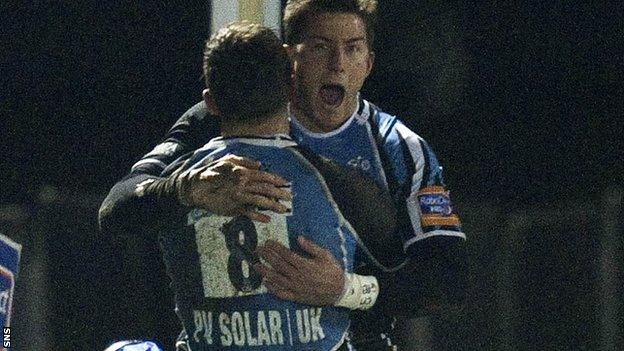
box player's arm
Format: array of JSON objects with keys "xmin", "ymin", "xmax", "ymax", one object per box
[
  {"xmin": 258, "ymin": 230, "xmax": 468, "ymax": 315},
  {"xmin": 254, "ymin": 151, "xmax": 401, "ymax": 309},
  {"xmin": 253, "ymin": 139, "xmax": 468, "ymax": 315},
  {"xmin": 302, "ymin": 147, "xmax": 468, "ymax": 315},
  {"xmin": 370, "ymin": 135, "xmax": 468, "ymax": 316},
  {"xmin": 98, "ymin": 102, "xmax": 291, "ymax": 239},
  {"xmin": 98, "ymin": 102, "xmax": 210, "ymax": 238}
]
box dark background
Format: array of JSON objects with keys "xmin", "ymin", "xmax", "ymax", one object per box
[
  {"xmin": 2, "ymin": 1, "xmax": 621, "ymax": 206},
  {"xmin": 2, "ymin": 1, "xmax": 622, "ymax": 350}
]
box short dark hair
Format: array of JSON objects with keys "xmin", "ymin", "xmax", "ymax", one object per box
[
  {"xmin": 203, "ymin": 22, "xmax": 291, "ymax": 122},
  {"xmin": 283, "ymin": 0, "xmax": 377, "ymax": 48}
]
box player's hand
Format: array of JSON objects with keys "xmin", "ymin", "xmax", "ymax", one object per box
[
  {"xmin": 254, "ymin": 236, "xmax": 345, "ymax": 306},
  {"xmin": 174, "ymin": 154, "xmax": 291, "ymax": 223}
]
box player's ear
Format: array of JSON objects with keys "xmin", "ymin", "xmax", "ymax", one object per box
[{"xmin": 202, "ymin": 88, "xmax": 219, "ymax": 116}]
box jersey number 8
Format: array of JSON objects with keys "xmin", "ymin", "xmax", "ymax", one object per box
[
  {"xmin": 190, "ymin": 206, "xmax": 291, "ymax": 298},
  {"xmin": 222, "ymin": 216, "xmax": 262, "ymax": 292}
]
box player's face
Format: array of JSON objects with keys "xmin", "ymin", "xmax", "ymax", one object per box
[{"xmin": 288, "ymin": 12, "xmax": 374, "ymax": 132}]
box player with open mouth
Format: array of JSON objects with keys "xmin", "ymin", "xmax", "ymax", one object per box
[{"xmin": 319, "ymin": 84, "xmax": 346, "ymax": 108}]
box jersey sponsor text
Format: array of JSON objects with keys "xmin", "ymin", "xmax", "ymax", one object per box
[{"xmin": 192, "ymin": 307, "xmax": 325, "ymax": 347}]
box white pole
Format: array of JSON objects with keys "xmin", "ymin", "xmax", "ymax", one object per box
[
  {"xmin": 211, "ymin": 0, "xmax": 239, "ymax": 34},
  {"xmin": 263, "ymin": 0, "xmax": 282, "ymax": 35},
  {"xmin": 211, "ymin": 0, "xmax": 282, "ymax": 35}
]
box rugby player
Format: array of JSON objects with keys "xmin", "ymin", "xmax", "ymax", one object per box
[
  {"xmin": 99, "ymin": 1, "xmax": 468, "ymax": 349},
  {"xmin": 159, "ymin": 21, "xmax": 392, "ymax": 350}
]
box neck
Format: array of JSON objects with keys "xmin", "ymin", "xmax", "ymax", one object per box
[
  {"xmin": 290, "ymin": 96, "xmax": 358, "ymax": 133},
  {"xmin": 220, "ymin": 109, "xmax": 290, "ymax": 137}
]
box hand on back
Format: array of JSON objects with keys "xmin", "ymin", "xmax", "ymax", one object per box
[{"xmin": 175, "ymin": 154, "xmax": 291, "ymax": 223}]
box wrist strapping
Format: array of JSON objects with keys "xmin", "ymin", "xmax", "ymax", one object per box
[{"xmin": 334, "ymin": 273, "xmax": 379, "ymax": 310}]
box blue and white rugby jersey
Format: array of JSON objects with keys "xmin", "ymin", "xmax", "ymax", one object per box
[
  {"xmin": 159, "ymin": 135, "xmax": 357, "ymax": 351},
  {"xmin": 290, "ymin": 98, "xmax": 466, "ymax": 263}
]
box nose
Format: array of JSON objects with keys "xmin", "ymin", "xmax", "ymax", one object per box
[{"xmin": 328, "ymin": 47, "xmax": 346, "ymax": 72}]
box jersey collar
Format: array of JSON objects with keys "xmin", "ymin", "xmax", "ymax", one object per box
[
  {"xmin": 204, "ymin": 134, "xmax": 297, "ymax": 149},
  {"xmin": 288, "ymin": 94, "xmax": 370, "ymax": 138}
]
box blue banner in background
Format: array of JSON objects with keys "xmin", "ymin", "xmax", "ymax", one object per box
[{"xmin": 0, "ymin": 233, "xmax": 21, "ymax": 330}]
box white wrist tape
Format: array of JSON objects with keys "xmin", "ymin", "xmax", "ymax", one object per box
[{"xmin": 334, "ymin": 273, "xmax": 379, "ymax": 310}]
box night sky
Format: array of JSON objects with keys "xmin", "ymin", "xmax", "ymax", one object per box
[{"xmin": 3, "ymin": 1, "xmax": 621, "ymax": 206}]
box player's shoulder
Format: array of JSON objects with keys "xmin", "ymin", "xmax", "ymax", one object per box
[
  {"xmin": 364, "ymin": 99, "xmax": 428, "ymax": 148},
  {"xmin": 185, "ymin": 136, "xmax": 225, "ymax": 165},
  {"xmin": 175, "ymin": 101, "xmax": 212, "ymax": 127},
  {"xmin": 165, "ymin": 101, "xmax": 220, "ymax": 148},
  {"xmin": 166, "ymin": 101, "xmax": 217, "ymax": 141},
  {"xmin": 271, "ymin": 146, "xmax": 332, "ymax": 186}
]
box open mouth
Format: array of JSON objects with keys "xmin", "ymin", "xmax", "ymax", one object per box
[{"xmin": 319, "ymin": 84, "xmax": 345, "ymax": 107}]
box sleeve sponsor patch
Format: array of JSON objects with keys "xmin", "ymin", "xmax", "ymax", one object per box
[{"xmin": 417, "ymin": 186, "xmax": 461, "ymax": 227}]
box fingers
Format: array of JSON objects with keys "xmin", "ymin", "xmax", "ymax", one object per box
[
  {"xmin": 233, "ymin": 192, "xmax": 289, "ymax": 214},
  {"xmin": 198, "ymin": 157, "xmax": 291, "ymax": 202},
  {"xmin": 254, "ymin": 244, "xmax": 344, "ymax": 305},
  {"xmin": 198, "ymin": 154, "xmax": 261, "ymax": 170},
  {"xmin": 296, "ymin": 236, "xmax": 331, "ymax": 260},
  {"xmin": 264, "ymin": 279, "xmax": 297, "ymax": 302},
  {"xmin": 188, "ymin": 156, "xmax": 291, "ymax": 220},
  {"xmin": 254, "ymin": 263, "xmax": 294, "ymax": 289},
  {"xmin": 199, "ymin": 155, "xmax": 289, "ymax": 188},
  {"xmin": 239, "ymin": 168, "xmax": 290, "ymax": 187},
  {"xmin": 257, "ymin": 243, "xmax": 298, "ymax": 275},
  {"xmin": 241, "ymin": 209, "xmax": 271, "ymax": 223},
  {"xmin": 256, "ymin": 244, "xmax": 302, "ymax": 282},
  {"xmin": 243, "ymin": 182, "xmax": 292, "ymax": 202},
  {"xmin": 220, "ymin": 155, "xmax": 261, "ymax": 170},
  {"xmin": 261, "ymin": 240, "xmax": 308, "ymax": 268},
  {"xmin": 255, "ymin": 263, "xmax": 301, "ymax": 302},
  {"xmin": 210, "ymin": 155, "xmax": 289, "ymax": 187}
]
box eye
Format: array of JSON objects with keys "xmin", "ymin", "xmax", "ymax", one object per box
[
  {"xmin": 346, "ymin": 44, "xmax": 359, "ymax": 53},
  {"xmin": 313, "ymin": 42, "xmax": 330, "ymax": 51}
]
